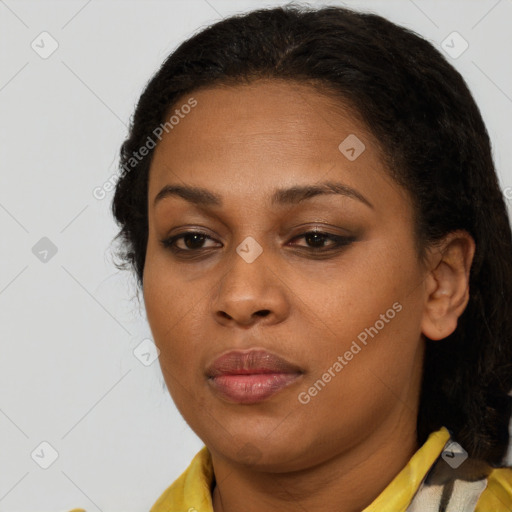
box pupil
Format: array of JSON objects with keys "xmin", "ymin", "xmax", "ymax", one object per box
[
  {"xmin": 185, "ymin": 234, "xmax": 205, "ymax": 249},
  {"xmin": 306, "ymin": 233, "xmax": 326, "ymax": 247}
]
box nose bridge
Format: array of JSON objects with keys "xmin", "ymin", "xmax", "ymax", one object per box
[
  {"xmin": 221, "ymin": 234, "xmax": 269, "ymax": 298},
  {"xmin": 212, "ymin": 234, "xmax": 286, "ymax": 324}
]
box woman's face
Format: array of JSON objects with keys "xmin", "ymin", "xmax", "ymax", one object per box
[{"xmin": 144, "ymin": 79, "xmax": 429, "ymax": 470}]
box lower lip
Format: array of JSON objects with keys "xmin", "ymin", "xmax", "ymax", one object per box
[{"xmin": 208, "ymin": 373, "xmax": 301, "ymax": 404}]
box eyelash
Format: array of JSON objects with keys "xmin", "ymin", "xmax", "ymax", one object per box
[{"xmin": 159, "ymin": 229, "xmax": 355, "ymax": 256}]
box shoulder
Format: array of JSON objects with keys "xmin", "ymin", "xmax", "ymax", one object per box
[
  {"xmin": 407, "ymin": 448, "xmax": 512, "ymax": 512},
  {"xmin": 150, "ymin": 446, "xmax": 214, "ymax": 512},
  {"xmin": 475, "ymin": 466, "xmax": 512, "ymax": 511}
]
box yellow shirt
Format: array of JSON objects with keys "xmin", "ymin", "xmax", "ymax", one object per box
[{"xmin": 68, "ymin": 426, "xmax": 512, "ymax": 512}]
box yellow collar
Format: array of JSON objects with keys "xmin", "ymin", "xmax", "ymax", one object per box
[{"xmin": 150, "ymin": 427, "xmax": 451, "ymax": 512}]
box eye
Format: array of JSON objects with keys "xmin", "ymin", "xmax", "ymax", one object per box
[
  {"xmin": 159, "ymin": 229, "xmax": 355, "ymax": 255},
  {"xmin": 289, "ymin": 230, "xmax": 355, "ymax": 250},
  {"xmin": 160, "ymin": 231, "xmax": 219, "ymax": 252}
]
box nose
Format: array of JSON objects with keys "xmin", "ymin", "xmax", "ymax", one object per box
[{"xmin": 212, "ymin": 245, "xmax": 289, "ymax": 327}]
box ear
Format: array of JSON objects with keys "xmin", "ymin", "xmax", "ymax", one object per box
[{"xmin": 421, "ymin": 230, "xmax": 476, "ymax": 341}]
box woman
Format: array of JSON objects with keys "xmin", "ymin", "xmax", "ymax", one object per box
[{"xmin": 107, "ymin": 3, "xmax": 512, "ymax": 511}]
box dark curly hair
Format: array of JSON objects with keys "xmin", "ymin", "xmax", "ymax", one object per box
[{"xmin": 111, "ymin": 3, "xmax": 512, "ymax": 465}]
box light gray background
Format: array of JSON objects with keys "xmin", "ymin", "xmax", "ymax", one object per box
[{"xmin": 1, "ymin": 0, "xmax": 511, "ymax": 511}]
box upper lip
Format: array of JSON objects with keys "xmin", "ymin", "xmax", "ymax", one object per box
[{"xmin": 206, "ymin": 349, "xmax": 303, "ymax": 377}]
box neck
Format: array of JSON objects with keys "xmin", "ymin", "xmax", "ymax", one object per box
[{"xmin": 211, "ymin": 417, "xmax": 419, "ymax": 512}]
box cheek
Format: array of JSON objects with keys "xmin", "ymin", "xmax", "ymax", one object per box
[
  {"xmin": 307, "ymin": 238, "xmax": 419, "ymax": 327},
  {"xmin": 299, "ymin": 235, "xmax": 425, "ymax": 378},
  {"xmin": 142, "ymin": 250, "xmax": 200, "ymax": 370},
  {"xmin": 143, "ymin": 267, "xmax": 209, "ymax": 416},
  {"xmin": 294, "ymin": 269, "xmax": 424, "ymax": 437},
  {"xmin": 144, "ymin": 237, "xmax": 199, "ymax": 322}
]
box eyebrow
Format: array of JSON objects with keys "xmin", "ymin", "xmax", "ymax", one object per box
[{"xmin": 153, "ymin": 181, "xmax": 374, "ymax": 209}]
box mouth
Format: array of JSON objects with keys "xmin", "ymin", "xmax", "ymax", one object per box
[{"xmin": 205, "ymin": 349, "xmax": 304, "ymax": 404}]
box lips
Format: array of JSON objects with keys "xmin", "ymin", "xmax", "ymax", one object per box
[{"xmin": 206, "ymin": 349, "xmax": 303, "ymax": 404}]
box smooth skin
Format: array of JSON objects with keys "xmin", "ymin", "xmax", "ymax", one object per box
[{"xmin": 143, "ymin": 79, "xmax": 475, "ymax": 512}]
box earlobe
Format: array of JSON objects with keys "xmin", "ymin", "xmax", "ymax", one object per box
[{"xmin": 421, "ymin": 231, "xmax": 475, "ymax": 341}]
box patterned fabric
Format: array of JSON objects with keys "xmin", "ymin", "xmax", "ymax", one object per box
[
  {"xmin": 406, "ymin": 438, "xmax": 512, "ymax": 512},
  {"xmin": 407, "ymin": 449, "xmax": 492, "ymax": 511}
]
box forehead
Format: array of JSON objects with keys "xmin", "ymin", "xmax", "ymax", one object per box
[
  {"xmin": 153, "ymin": 79, "xmax": 367, "ymax": 156},
  {"xmin": 147, "ymin": 79, "xmax": 408, "ymax": 215}
]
